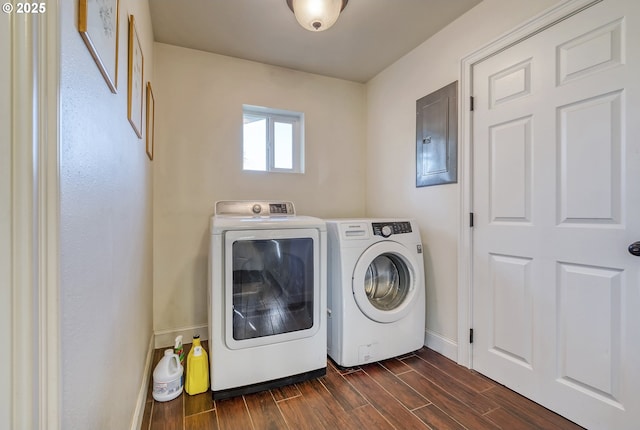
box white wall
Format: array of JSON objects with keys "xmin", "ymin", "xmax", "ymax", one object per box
[
  {"xmin": 59, "ymin": 0, "xmax": 154, "ymax": 428},
  {"xmin": 365, "ymin": 0, "xmax": 560, "ymax": 355},
  {"xmin": 153, "ymin": 43, "xmax": 366, "ymax": 343}
]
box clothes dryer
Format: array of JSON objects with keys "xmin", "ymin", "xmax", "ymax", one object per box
[
  {"xmin": 209, "ymin": 201, "xmax": 327, "ymax": 399},
  {"xmin": 326, "ymin": 219, "xmax": 425, "ymax": 367}
]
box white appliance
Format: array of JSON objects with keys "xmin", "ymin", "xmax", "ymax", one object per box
[
  {"xmin": 326, "ymin": 219, "xmax": 426, "ymax": 367},
  {"xmin": 209, "ymin": 201, "xmax": 327, "ymax": 399}
]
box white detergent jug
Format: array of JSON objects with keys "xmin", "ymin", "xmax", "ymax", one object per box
[{"xmin": 152, "ymin": 349, "xmax": 184, "ymax": 402}]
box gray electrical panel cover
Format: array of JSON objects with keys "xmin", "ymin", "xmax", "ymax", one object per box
[{"xmin": 416, "ymin": 81, "xmax": 458, "ymax": 187}]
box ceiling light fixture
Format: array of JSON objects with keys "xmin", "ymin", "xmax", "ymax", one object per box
[{"xmin": 286, "ymin": 0, "xmax": 349, "ymax": 32}]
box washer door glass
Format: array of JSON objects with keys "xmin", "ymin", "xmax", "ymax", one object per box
[
  {"xmin": 364, "ymin": 254, "xmax": 410, "ymax": 311},
  {"xmin": 352, "ymin": 241, "xmax": 421, "ymax": 323}
]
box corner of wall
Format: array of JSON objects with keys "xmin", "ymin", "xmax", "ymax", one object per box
[
  {"xmin": 154, "ymin": 325, "xmax": 209, "ymax": 349},
  {"xmin": 425, "ymin": 330, "xmax": 458, "ymax": 362}
]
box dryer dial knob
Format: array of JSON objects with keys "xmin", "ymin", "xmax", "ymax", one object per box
[
  {"xmin": 381, "ymin": 225, "xmax": 393, "ymax": 237},
  {"xmin": 252, "ymin": 204, "xmax": 262, "ymax": 214}
]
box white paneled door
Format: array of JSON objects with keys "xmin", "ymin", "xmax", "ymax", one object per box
[{"xmin": 471, "ymin": 0, "xmax": 640, "ymax": 428}]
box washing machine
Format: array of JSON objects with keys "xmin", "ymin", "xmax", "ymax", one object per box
[
  {"xmin": 326, "ymin": 219, "xmax": 425, "ymax": 367},
  {"xmin": 209, "ymin": 201, "xmax": 327, "ymax": 399}
]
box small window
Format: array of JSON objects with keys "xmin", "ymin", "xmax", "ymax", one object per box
[{"xmin": 243, "ymin": 105, "xmax": 304, "ymax": 173}]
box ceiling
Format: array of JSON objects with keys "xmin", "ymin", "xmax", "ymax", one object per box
[{"xmin": 149, "ymin": 0, "xmax": 483, "ymax": 83}]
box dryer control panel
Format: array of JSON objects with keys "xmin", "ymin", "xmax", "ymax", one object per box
[
  {"xmin": 372, "ymin": 222, "xmax": 412, "ymax": 238},
  {"xmin": 215, "ymin": 200, "xmax": 295, "ymax": 217}
]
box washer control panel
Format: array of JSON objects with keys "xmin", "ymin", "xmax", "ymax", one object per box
[{"xmin": 372, "ymin": 222, "xmax": 412, "ymax": 237}]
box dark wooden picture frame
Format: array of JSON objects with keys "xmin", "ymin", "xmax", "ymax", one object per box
[{"xmin": 416, "ymin": 81, "xmax": 458, "ymax": 187}]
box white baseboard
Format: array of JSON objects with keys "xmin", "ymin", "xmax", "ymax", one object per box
[
  {"xmin": 154, "ymin": 324, "xmax": 209, "ymax": 349},
  {"xmin": 130, "ymin": 333, "xmax": 154, "ymax": 430},
  {"xmin": 424, "ymin": 330, "xmax": 458, "ymax": 363}
]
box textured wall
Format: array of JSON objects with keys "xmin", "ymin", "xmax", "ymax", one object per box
[
  {"xmin": 153, "ymin": 43, "xmax": 366, "ymax": 340},
  {"xmin": 59, "ymin": 0, "xmax": 154, "ymax": 428}
]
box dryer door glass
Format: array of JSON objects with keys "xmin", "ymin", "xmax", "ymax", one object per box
[
  {"xmin": 363, "ymin": 253, "xmax": 410, "ymax": 311},
  {"xmin": 231, "ymin": 238, "xmax": 314, "ymax": 340}
]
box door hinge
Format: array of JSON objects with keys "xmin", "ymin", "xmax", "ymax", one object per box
[
  {"xmin": 469, "ymin": 328, "xmax": 474, "ymax": 344},
  {"xmin": 470, "ymin": 96, "xmax": 475, "ymax": 111},
  {"xmin": 469, "ymin": 212, "xmax": 474, "ymax": 227}
]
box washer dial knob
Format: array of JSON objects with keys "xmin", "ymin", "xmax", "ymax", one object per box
[
  {"xmin": 381, "ymin": 225, "xmax": 393, "ymax": 237},
  {"xmin": 252, "ymin": 204, "xmax": 262, "ymax": 214}
]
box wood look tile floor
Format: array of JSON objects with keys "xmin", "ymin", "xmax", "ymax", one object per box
[{"xmin": 142, "ymin": 342, "xmax": 584, "ymax": 430}]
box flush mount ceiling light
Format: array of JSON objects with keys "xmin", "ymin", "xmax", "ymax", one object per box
[{"xmin": 286, "ymin": 0, "xmax": 349, "ymax": 32}]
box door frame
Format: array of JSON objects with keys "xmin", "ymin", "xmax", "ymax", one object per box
[
  {"xmin": 3, "ymin": 5, "xmax": 61, "ymax": 430},
  {"xmin": 456, "ymin": 0, "xmax": 602, "ymax": 368}
]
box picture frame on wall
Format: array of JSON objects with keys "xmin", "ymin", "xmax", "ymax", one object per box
[
  {"xmin": 127, "ymin": 14, "xmax": 144, "ymax": 138},
  {"xmin": 78, "ymin": 0, "xmax": 120, "ymax": 93},
  {"xmin": 146, "ymin": 82, "xmax": 155, "ymax": 160}
]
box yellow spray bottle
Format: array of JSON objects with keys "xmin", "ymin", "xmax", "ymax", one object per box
[{"xmin": 185, "ymin": 335, "xmax": 209, "ymax": 395}]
